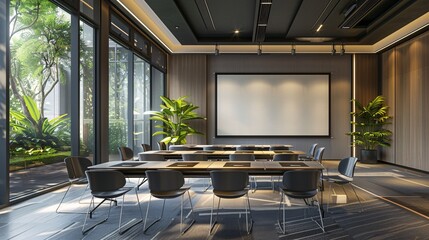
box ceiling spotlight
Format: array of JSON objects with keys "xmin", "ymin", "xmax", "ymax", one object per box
[
  {"xmin": 234, "ymin": 29, "xmax": 240, "ymax": 34},
  {"xmin": 214, "ymin": 44, "xmax": 219, "ymax": 56},
  {"xmin": 316, "ymin": 24, "xmax": 323, "ymax": 32},
  {"xmin": 291, "ymin": 44, "xmax": 296, "ymax": 55},
  {"xmin": 340, "ymin": 43, "xmax": 345, "ymax": 55},
  {"xmin": 331, "ymin": 43, "xmax": 336, "ymax": 55}
]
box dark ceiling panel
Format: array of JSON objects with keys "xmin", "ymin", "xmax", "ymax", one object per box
[{"xmin": 144, "ymin": 0, "xmax": 429, "ymax": 45}]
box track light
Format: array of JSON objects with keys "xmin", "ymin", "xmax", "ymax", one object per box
[
  {"xmin": 331, "ymin": 43, "xmax": 336, "ymax": 55},
  {"xmin": 291, "ymin": 44, "xmax": 296, "ymax": 55},
  {"xmin": 340, "ymin": 43, "xmax": 345, "ymax": 55},
  {"xmin": 257, "ymin": 44, "xmax": 262, "ymax": 55},
  {"xmin": 214, "ymin": 44, "xmax": 219, "ymax": 56}
]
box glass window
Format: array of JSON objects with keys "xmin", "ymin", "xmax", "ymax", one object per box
[
  {"xmin": 151, "ymin": 67, "xmax": 165, "ymax": 148},
  {"xmin": 80, "ymin": 21, "xmax": 95, "ymax": 162},
  {"xmin": 108, "ymin": 39, "xmax": 130, "ymax": 161},
  {"xmin": 9, "ymin": 1, "xmax": 71, "ymax": 199},
  {"xmin": 133, "ymin": 55, "xmax": 151, "ymax": 152}
]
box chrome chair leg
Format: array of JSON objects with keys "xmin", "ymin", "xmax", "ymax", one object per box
[
  {"xmin": 209, "ymin": 195, "xmax": 221, "ymax": 235},
  {"xmin": 277, "ymin": 190, "xmax": 286, "ymax": 234},
  {"xmin": 143, "ymin": 197, "xmax": 166, "ymax": 233},
  {"xmin": 245, "ymin": 192, "xmax": 253, "ymax": 234},
  {"xmin": 117, "ymin": 188, "xmax": 143, "ymax": 235},
  {"xmin": 313, "ymin": 196, "xmax": 325, "ymax": 232},
  {"xmin": 82, "ymin": 197, "xmax": 112, "ymax": 234}
]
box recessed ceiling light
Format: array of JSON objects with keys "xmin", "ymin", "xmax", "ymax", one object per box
[
  {"xmin": 316, "ymin": 24, "xmax": 323, "ymax": 32},
  {"xmin": 234, "ymin": 29, "xmax": 240, "ymax": 34},
  {"xmin": 175, "ymin": 26, "xmax": 179, "ymax": 29}
]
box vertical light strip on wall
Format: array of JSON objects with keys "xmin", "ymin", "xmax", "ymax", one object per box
[{"xmin": 352, "ymin": 54, "xmax": 356, "ymax": 157}]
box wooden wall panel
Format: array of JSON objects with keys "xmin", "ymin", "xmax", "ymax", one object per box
[
  {"xmin": 381, "ymin": 49, "xmax": 396, "ymax": 164},
  {"xmin": 168, "ymin": 54, "xmax": 207, "ymax": 144},
  {"xmin": 354, "ymin": 54, "xmax": 379, "ymax": 105},
  {"xmin": 382, "ymin": 31, "xmax": 429, "ymax": 171}
]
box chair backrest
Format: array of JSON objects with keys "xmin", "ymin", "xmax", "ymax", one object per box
[
  {"xmin": 269, "ymin": 145, "xmax": 290, "ymax": 151},
  {"xmin": 203, "ymin": 145, "xmax": 224, "ymax": 151},
  {"xmin": 236, "ymin": 145, "xmax": 256, "ymax": 150},
  {"xmin": 182, "ymin": 154, "xmax": 208, "ymax": 161},
  {"xmin": 308, "ymin": 143, "xmax": 318, "ymax": 157},
  {"xmin": 85, "ymin": 169, "xmax": 126, "ymax": 192},
  {"xmin": 210, "ymin": 170, "xmax": 249, "ymax": 192},
  {"xmin": 141, "ymin": 144, "xmax": 152, "ymax": 152},
  {"xmin": 118, "ymin": 146, "xmax": 134, "ymax": 161},
  {"xmin": 313, "ymin": 147, "xmax": 325, "ymax": 162},
  {"xmin": 338, "ymin": 157, "xmax": 359, "ymax": 179},
  {"xmin": 273, "ymin": 154, "xmax": 298, "ymax": 161},
  {"xmin": 282, "ymin": 170, "xmax": 320, "ymax": 194},
  {"xmin": 169, "ymin": 145, "xmax": 190, "ymax": 151},
  {"xmin": 64, "ymin": 156, "xmax": 92, "ymax": 180},
  {"xmin": 229, "ymin": 154, "xmax": 255, "ymax": 161},
  {"xmin": 157, "ymin": 141, "xmax": 167, "ymax": 150},
  {"xmin": 139, "ymin": 153, "xmax": 165, "ymax": 161},
  {"xmin": 146, "ymin": 170, "xmax": 184, "ymax": 192}
]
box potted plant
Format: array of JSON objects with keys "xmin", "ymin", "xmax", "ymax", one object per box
[
  {"xmin": 348, "ymin": 95, "xmax": 392, "ymax": 163},
  {"xmin": 145, "ymin": 96, "xmax": 205, "ymax": 146}
]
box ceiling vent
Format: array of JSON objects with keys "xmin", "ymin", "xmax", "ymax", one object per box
[{"xmin": 338, "ymin": 0, "xmax": 382, "ymax": 29}]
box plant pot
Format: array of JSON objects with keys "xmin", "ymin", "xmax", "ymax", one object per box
[{"xmin": 360, "ymin": 149, "xmax": 378, "ymax": 164}]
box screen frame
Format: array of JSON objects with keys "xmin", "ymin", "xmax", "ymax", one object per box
[{"xmin": 215, "ymin": 72, "xmax": 331, "ymax": 137}]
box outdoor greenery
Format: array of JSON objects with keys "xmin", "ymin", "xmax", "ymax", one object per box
[
  {"xmin": 145, "ymin": 96, "xmax": 205, "ymax": 145},
  {"xmin": 348, "ymin": 95, "xmax": 392, "ymax": 150}
]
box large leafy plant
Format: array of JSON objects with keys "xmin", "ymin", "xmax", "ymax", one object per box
[
  {"xmin": 348, "ymin": 95, "xmax": 392, "ymax": 150},
  {"xmin": 9, "ymin": 96, "xmax": 70, "ymax": 155},
  {"xmin": 145, "ymin": 96, "xmax": 204, "ymax": 145}
]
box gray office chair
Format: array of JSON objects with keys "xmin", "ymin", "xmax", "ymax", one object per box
[
  {"xmin": 299, "ymin": 143, "xmax": 318, "ymax": 160},
  {"xmin": 229, "ymin": 153, "xmax": 255, "ymax": 161},
  {"xmin": 182, "ymin": 154, "xmax": 208, "ymax": 161},
  {"xmin": 313, "ymin": 147, "xmax": 325, "ymax": 162},
  {"xmin": 82, "ymin": 169, "xmax": 143, "ymax": 235},
  {"xmin": 141, "ymin": 144, "xmax": 152, "ymax": 152},
  {"xmin": 56, "ymin": 156, "xmax": 92, "ymax": 214},
  {"xmin": 169, "ymin": 145, "xmax": 190, "ymax": 151},
  {"xmin": 157, "ymin": 141, "xmax": 167, "ymax": 150},
  {"xmin": 118, "ymin": 146, "xmax": 134, "ymax": 161},
  {"xmin": 273, "ymin": 153, "xmax": 298, "ymax": 161},
  {"xmin": 326, "ymin": 157, "xmax": 363, "ymax": 213},
  {"xmin": 203, "ymin": 145, "xmax": 224, "ymax": 151},
  {"xmin": 139, "ymin": 153, "xmax": 165, "ymax": 161},
  {"xmin": 269, "ymin": 145, "xmax": 291, "ymax": 151},
  {"xmin": 144, "ymin": 170, "xmax": 195, "ymax": 235},
  {"xmin": 209, "ymin": 170, "xmax": 253, "ymax": 235},
  {"xmin": 236, "ymin": 145, "xmax": 256, "ymax": 150},
  {"xmin": 278, "ymin": 170, "xmax": 324, "ymax": 234}
]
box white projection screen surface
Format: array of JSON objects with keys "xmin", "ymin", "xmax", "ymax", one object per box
[{"xmin": 216, "ymin": 74, "xmax": 330, "ymax": 136}]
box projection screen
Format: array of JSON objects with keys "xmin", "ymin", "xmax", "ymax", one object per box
[{"xmin": 216, "ymin": 74, "xmax": 330, "ymax": 136}]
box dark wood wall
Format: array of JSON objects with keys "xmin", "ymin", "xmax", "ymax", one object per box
[
  {"xmin": 382, "ymin": 31, "xmax": 429, "ymax": 171},
  {"xmin": 354, "ymin": 54, "xmax": 379, "ymax": 105},
  {"xmin": 168, "ymin": 54, "xmax": 207, "ymax": 144}
]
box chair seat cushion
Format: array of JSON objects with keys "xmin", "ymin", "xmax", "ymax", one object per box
[
  {"xmin": 92, "ymin": 187, "xmax": 133, "ymax": 199},
  {"xmin": 325, "ymin": 175, "xmax": 352, "ymax": 184},
  {"xmin": 213, "ymin": 189, "xmax": 248, "ymax": 198},
  {"xmin": 282, "ymin": 189, "xmax": 318, "ymax": 199},
  {"xmin": 151, "ymin": 187, "xmax": 190, "ymax": 199}
]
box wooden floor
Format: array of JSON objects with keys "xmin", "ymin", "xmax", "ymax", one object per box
[{"xmin": 1, "ymin": 160, "xmax": 429, "ymax": 240}]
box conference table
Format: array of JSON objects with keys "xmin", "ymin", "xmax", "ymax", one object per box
[
  {"xmin": 168, "ymin": 144, "xmax": 294, "ymax": 151},
  {"xmin": 138, "ymin": 149, "xmax": 305, "ymax": 161},
  {"xmin": 90, "ymin": 159, "xmax": 323, "ymax": 177}
]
